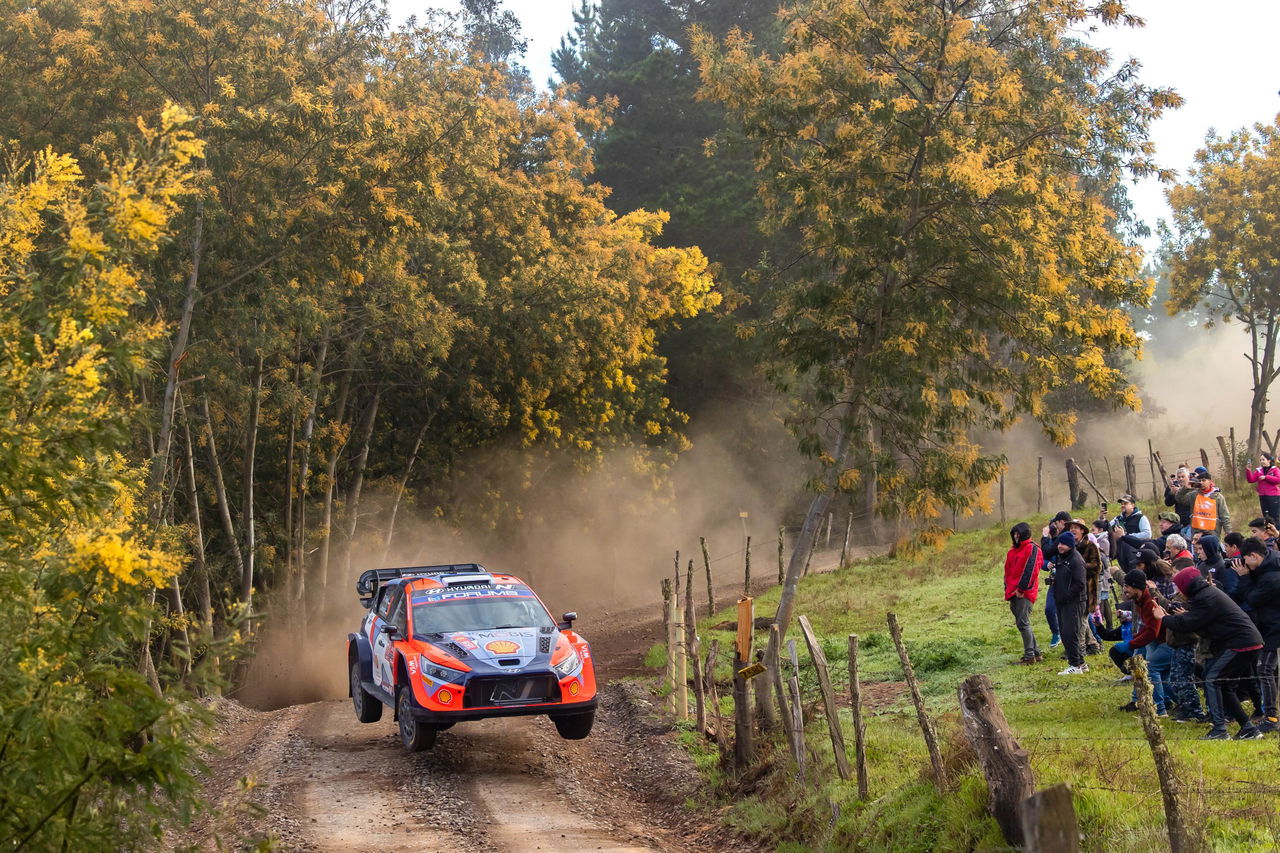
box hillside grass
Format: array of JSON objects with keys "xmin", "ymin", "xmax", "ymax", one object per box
[{"xmin": 673, "ymin": 500, "xmax": 1280, "ymax": 852}]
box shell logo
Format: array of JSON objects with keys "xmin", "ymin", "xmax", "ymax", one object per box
[
  {"xmin": 484, "ymin": 640, "xmax": 520, "ymax": 654},
  {"xmin": 436, "ymin": 688, "xmax": 454, "ymax": 705},
  {"xmin": 568, "ymin": 681, "xmax": 580, "ymax": 697}
]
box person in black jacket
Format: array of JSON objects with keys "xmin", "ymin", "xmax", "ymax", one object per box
[
  {"xmin": 1230, "ymin": 539, "xmax": 1280, "ymax": 733},
  {"xmin": 1162, "ymin": 566, "xmax": 1265, "ymax": 740},
  {"xmin": 1052, "ymin": 531, "xmax": 1088, "ymax": 674},
  {"xmin": 1039, "ymin": 510, "xmax": 1072, "ymax": 646}
]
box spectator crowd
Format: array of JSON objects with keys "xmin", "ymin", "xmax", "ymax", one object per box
[{"xmin": 1003, "ymin": 456, "xmax": 1280, "ymax": 741}]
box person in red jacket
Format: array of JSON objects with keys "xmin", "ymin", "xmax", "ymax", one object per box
[{"xmin": 1005, "ymin": 522, "xmax": 1043, "ymax": 663}]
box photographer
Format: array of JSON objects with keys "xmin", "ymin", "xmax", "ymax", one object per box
[
  {"xmin": 1164, "ymin": 466, "xmax": 1193, "ymax": 531},
  {"xmin": 1175, "ymin": 468, "xmax": 1231, "ymax": 538},
  {"xmin": 1108, "ymin": 494, "xmax": 1151, "ymax": 573},
  {"xmin": 1230, "ymin": 538, "xmax": 1280, "ymax": 733},
  {"xmin": 1040, "ymin": 510, "xmax": 1072, "ymax": 647},
  {"xmin": 1244, "ymin": 451, "xmax": 1280, "ymax": 524}
]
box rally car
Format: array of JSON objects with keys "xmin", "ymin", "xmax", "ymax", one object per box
[{"xmin": 346, "ymin": 563, "xmax": 597, "ymax": 752}]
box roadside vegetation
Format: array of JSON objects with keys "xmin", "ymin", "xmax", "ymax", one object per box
[{"xmin": 678, "ymin": 496, "xmax": 1279, "ymax": 852}]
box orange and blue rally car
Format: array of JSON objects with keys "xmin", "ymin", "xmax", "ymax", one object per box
[{"xmin": 346, "ymin": 564, "xmax": 597, "ymax": 751}]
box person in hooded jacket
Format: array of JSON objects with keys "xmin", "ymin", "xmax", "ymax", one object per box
[
  {"xmin": 1196, "ymin": 534, "xmax": 1226, "ymax": 585},
  {"xmin": 1004, "ymin": 522, "xmax": 1043, "ymax": 664},
  {"xmin": 1121, "ymin": 569, "xmax": 1173, "ymax": 716},
  {"xmin": 1068, "ymin": 519, "xmax": 1103, "ymax": 654},
  {"xmin": 1040, "ymin": 511, "xmax": 1073, "ymax": 646},
  {"xmin": 1052, "ymin": 531, "xmax": 1088, "ymax": 674},
  {"xmin": 1161, "ymin": 566, "xmax": 1265, "ymax": 740},
  {"xmin": 1229, "ymin": 539, "xmax": 1280, "ymax": 733}
]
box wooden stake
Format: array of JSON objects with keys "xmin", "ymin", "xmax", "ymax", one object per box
[
  {"xmin": 786, "ymin": 638, "xmax": 807, "ymax": 783},
  {"xmin": 777, "ymin": 526, "xmax": 785, "ymax": 586},
  {"xmin": 743, "ymin": 536, "xmax": 751, "ymax": 597},
  {"xmin": 733, "ymin": 598, "xmax": 754, "ymax": 772},
  {"xmin": 706, "ymin": 638, "xmax": 724, "ymax": 750},
  {"xmin": 1230, "ymin": 426, "xmax": 1238, "ymax": 491},
  {"xmin": 799, "ymin": 616, "xmax": 850, "ymax": 781},
  {"xmin": 662, "ymin": 579, "xmax": 676, "ymax": 714},
  {"xmin": 1021, "ymin": 784, "xmax": 1081, "ymax": 853},
  {"xmin": 700, "ymin": 537, "xmax": 714, "ymax": 617},
  {"xmin": 685, "ymin": 560, "xmax": 706, "ymax": 735},
  {"xmin": 1148, "ymin": 439, "xmax": 1159, "ymax": 502},
  {"xmin": 1104, "ymin": 456, "xmax": 1115, "ymax": 495},
  {"xmin": 1124, "ymin": 454, "xmax": 1137, "ymax": 498},
  {"xmin": 999, "ymin": 473, "xmax": 1006, "ymax": 523},
  {"xmin": 1131, "ymin": 656, "xmax": 1195, "ymax": 853},
  {"xmin": 887, "ymin": 612, "xmax": 946, "ymax": 790},
  {"xmin": 1065, "ymin": 458, "xmax": 1082, "ymax": 511},
  {"xmin": 1200, "ymin": 447, "xmax": 1210, "ymax": 471},
  {"xmin": 840, "ymin": 511, "xmax": 853, "ymax": 568},
  {"xmin": 1072, "ymin": 461, "xmax": 1107, "ymax": 503},
  {"xmin": 1037, "ymin": 456, "xmax": 1043, "ymax": 514},
  {"xmin": 767, "ymin": 625, "xmax": 794, "ymax": 761},
  {"xmin": 848, "ymin": 635, "xmax": 869, "ymax": 799},
  {"xmin": 958, "ymin": 674, "xmax": 1035, "ymax": 847}
]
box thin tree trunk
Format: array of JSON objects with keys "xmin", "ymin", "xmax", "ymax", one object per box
[
  {"xmin": 317, "ymin": 365, "xmax": 354, "ymax": 596},
  {"xmin": 293, "ymin": 334, "xmax": 329, "ymax": 609},
  {"xmin": 382, "ymin": 415, "xmax": 432, "ymax": 563},
  {"xmin": 200, "ymin": 395, "xmax": 245, "ymax": 591},
  {"xmin": 240, "ymin": 354, "xmax": 263, "ymax": 610},
  {"xmin": 180, "ymin": 393, "xmax": 213, "ymax": 636},
  {"xmin": 338, "ymin": 386, "xmax": 381, "ymax": 585}
]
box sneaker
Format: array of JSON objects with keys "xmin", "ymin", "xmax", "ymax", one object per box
[
  {"xmin": 1058, "ymin": 665, "xmax": 1085, "ymax": 675},
  {"xmin": 1049, "ymin": 634, "xmax": 1061, "ymax": 647},
  {"xmin": 1235, "ymin": 725, "xmax": 1264, "ymax": 740},
  {"xmin": 1174, "ymin": 710, "xmax": 1208, "ymax": 724},
  {"xmin": 1079, "ymin": 663, "xmax": 1090, "ymax": 672},
  {"xmin": 1257, "ymin": 719, "xmax": 1278, "ymax": 734},
  {"xmin": 1113, "ymin": 675, "xmax": 1133, "ymax": 685},
  {"xmin": 1200, "ymin": 728, "xmax": 1230, "ymax": 741},
  {"xmin": 1118, "ymin": 701, "xmax": 1137, "ymax": 712},
  {"xmin": 1156, "ymin": 709, "xmax": 1169, "ymax": 718}
]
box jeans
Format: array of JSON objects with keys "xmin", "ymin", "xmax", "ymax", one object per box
[
  {"xmin": 1204, "ymin": 648, "xmax": 1259, "ymax": 730},
  {"xmin": 1044, "ymin": 587, "xmax": 1059, "ymax": 636},
  {"xmin": 1058, "ymin": 598, "xmax": 1085, "ymax": 667},
  {"xmin": 1146, "ymin": 643, "xmax": 1173, "ymax": 713},
  {"xmin": 1257, "ymin": 649, "xmax": 1278, "ymax": 719},
  {"xmin": 1168, "ymin": 646, "xmax": 1203, "ymax": 715},
  {"xmin": 1009, "ymin": 596, "xmax": 1039, "ymax": 659},
  {"xmin": 1110, "ymin": 639, "xmax": 1133, "ymax": 674}
]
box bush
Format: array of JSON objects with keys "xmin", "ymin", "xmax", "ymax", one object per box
[{"xmin": 910, "ymin": 637, "xmax": 984, "ymax": 674}]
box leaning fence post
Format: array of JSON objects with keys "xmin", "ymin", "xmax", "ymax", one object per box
[
  {"xmin": 1131, "ymin": 656, "xmax": 1197, "ymax": 853},
  {"xmin": 700, "ymin": 537, "xmax": 714, "ymax": 617},
  {"xmin": 777, "ymin": 526, "xmax": 785, "ymax": 585},
  {"xmin": 768, "ymin": 625, "xmax": 796, "ymax": 769},
  {"xmin": 662, "ymin": 579, "xmax": 676, "ymax": 714},
  {"xmin": 733, "ymin": 598, "xmax": 754, "ymax": 772},
  {"xmin": 958, "ymin": 674, "xmax": 1035, "ymax": 847},
  {"xmin": 847, "ymin": 635, "xmax": 870, "ymax": 799},
  {"xmin": 799, "ymin": 615, "xmax": 850, "ymax": 781},
  {"xmin": 684, "ymin": 560, "xmax": 705, "ymax": 734},
  {"xmin": 887, "ymin": 612, "xmax": 946, "ymax": 790},
  {"xmin": 786, "ymin": 638, "xmax": 808, "ymax": 783}
]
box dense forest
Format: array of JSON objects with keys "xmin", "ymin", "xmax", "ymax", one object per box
[{"xmin": 0, "ymin": 0, "xmax": 1196, "ymax": 847}]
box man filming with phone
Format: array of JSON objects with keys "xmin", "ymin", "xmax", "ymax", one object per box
[{"xmin": 1108, "ymin": 494, "xmax": 1151, "ymax": 573}]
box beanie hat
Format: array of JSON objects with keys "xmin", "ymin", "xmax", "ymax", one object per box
[
  {"xmin": 1166, "ymin": 533, "xmax": 1187, "ymax": 553},
  {"xmin": 1052, "ymin": 510, "xmax": 1072, "ymax": 524},
  {"xmin": 1057, "ymin": 530, "xmax": 1077, "ymax": 548},
  {"xmin": 1123, "ymin": 569, "xmax": 1148, "ymax": 589},
  {"xmin": 1157, "ymin": 511, "xmax": 1180, "ymax": 524},
  {"xmin": 1173, "ymin": 566, "xmax": 1201, "ymax": 595}
]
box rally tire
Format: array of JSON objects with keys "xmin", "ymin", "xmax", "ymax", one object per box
[
  {"xmin": 551, "ymin": 710, "xmax": 595, "ymax": 740},
  {"xmin": 397, "ymin": 688, "xmax": 437, "ymax": 752},
  {"xmin": 351, "ymin": 661, "xmax": 382, "ymax": 723}
]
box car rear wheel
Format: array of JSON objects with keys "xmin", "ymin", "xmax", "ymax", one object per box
[
  {"xmin": 551, "ymin": 710, "xmax": 594, "ymax": 740},
  {"xmin": 397, "ymin": 688, "xmax": 437, "ymax": 752},
  {"xmin": 351, "ymin": 661, "xmax": 382, "ymax": 723}
]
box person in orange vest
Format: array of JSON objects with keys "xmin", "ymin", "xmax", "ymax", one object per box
[{"xmin": 1175, "ymin": 468, "xmax": 1231, "ymax": 537}]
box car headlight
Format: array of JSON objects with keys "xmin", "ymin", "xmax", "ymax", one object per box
[
  {"xmin": 420, "ymin": 656, "xmax": 467, "ymax": 684},
  {"xmin": 552, "ymin": 648, "xmax": 583, "ymax": 679}
]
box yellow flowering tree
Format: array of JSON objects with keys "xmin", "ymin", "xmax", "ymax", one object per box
[
  {"xmin": 0, "ymin": 109, "xmax": 209, "ymax": 849},
  {"xmin": 692, "ymin": 0, "xmax": 1176, "ymax": 554}
]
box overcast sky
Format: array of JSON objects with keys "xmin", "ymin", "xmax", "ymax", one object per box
[{"xmin": 397, "ymin": 0, "xmax": 1280, "ymax": 253}]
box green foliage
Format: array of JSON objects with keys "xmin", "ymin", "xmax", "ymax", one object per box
[{"xmin": 643, "ymin": 642, "xmax": 667, "ymax": 669}]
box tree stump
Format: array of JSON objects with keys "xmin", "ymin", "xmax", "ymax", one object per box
[{"xmin": 958, "ymin": 674, "xmax": 1035, "ymax": 846}]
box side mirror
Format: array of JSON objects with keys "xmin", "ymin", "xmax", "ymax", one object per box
[
  {"xmin": 379, "ymin": 624, "xmax": 399, "ymax": 636},
  {"xmin": 559, "ymin": 611, "xmax": 577, "ymax": 630}
]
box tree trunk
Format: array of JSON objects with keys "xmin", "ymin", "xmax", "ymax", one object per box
[
  {"xmin": 200, "ymin": 395, "xmax": 245, "ymax": 592},
  {"xmin": 180, "ymin": 394, "xmax": 213, "ymax": 638},
  {"xmin": 382, "ymin": 415, "xmax": 432, "ymax": 563},
  {"xmin": 292, "ymin": 334, "xmax": 329, "ymax": 610},
  {"xmin": 338, "ymin": 387, "xmax": 381, "ymax": 585},
  {"xmin": 240, "ymin": 354, "xmax": 263, "ymax": 610},
  {"xmin": 317, "ymin": 365, "xmax": 354, "ymax": 596}
]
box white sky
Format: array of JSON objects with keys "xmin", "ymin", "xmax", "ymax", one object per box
[{"xmin": 399, "ymin": 0, "xmax": 1280, "ymax": 256}]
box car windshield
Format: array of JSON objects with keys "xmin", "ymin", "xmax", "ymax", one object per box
[{"xmin": 412, "ymin": 597, "xmax": 554, "ymax": 634}]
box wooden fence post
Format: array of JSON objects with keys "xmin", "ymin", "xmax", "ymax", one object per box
[
  {"xmin": 1200, "ymin": 448, "xmax": 1210, "ymax": 471},
  {"xmin": 958, "ymin": 674, "xmax": 1035, "ymax": 847},
  {"xmin": 662, "ymin": 579, "xmax": 676, "ymax": 714},
  {"xmin": 1230, "ymin": 426, "xmax": 1238, "ymax": 491},
  {"xmin": 777, "ymin": 527, "xmax": 785, "ymax": 586},
  {"xmin": 1131, "ymin": 656, "xmax": 1197, "ymax": 853},
  {"xmin": 786, "ymin": 638, "xmax": 807, "ymax": 782},
  {"xmin": 1148, "ymin": 439, "xmax": 1159, "ymax": 502},
  {"xmin": 733, "ymin": 598, "xmax": 754, "ymax": 772},
  {"xmin": 848, "ymin": 635, "xmax": 869, "ymax": 799},
  {"xmin": 999, "ymin": 473, "xmax": 1006, "ymax": 523},
  {"xmin": 1104, "ymin": 456, "xmax": 1115, "ymax": 495},
  {"xmin": 674, "ymin": 573, "xmax": 688, "ymax": 720},
  {"xmin": 684, "ymin": 559, "xmax": 706, "ymax": 735},
  {"xmin": 700, "ymin": 537, "xmax": 714, "ymax": 617},
  {"xmin": 1066, "ymin": 458, "xmax": 1083, "ymax": 511},
  {"xmin": 768, "ymin": 625, "xmax": 796, "ymax": 768},
  {"xmin": 1020, "ymin": 784, "xmax": 1081, "ymax": 853},
  {"xmin": 743, "ymin": 536, "xmax": 751, "ymax": 597},
  {"xmin": 798, "ymin": 615, "xmax": 851, "ymax": 781},
  {"xmin": 1124, "ymin": 454, "xmax": 1137, "ymax": 498},
  {"xmin": 840, "ymin": 512, "xmax": 853, "ymax": 568},
  {"xmin": 1037, "ymin": 456, "xmax": 1043, "ymax": 514},
  {"xmin": 887, "ymin": 612, "xmax": 946, "ymax": 790}
]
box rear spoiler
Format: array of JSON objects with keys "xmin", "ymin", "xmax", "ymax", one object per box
[{"xmin": 356, "ymin": 563, "xmax": 487, "ymax": 608}]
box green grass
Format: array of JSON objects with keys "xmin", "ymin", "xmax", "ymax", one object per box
[{"xmin": 667, "ymin": 503, "xmax": 1280, "ymax": 852}]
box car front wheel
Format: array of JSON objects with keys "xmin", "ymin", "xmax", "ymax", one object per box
[
  {"xmin": 351, "ymin": 661, "xmax": 382, "ymax": 723},
  {"xmin": 397, "ymin": 687, "xmax": 437, "ymax": 752},
  {"xmin": 551, "ymin": 710, "xmax": 594, "ymax": 740}
]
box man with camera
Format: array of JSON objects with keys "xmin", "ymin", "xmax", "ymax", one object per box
[
  {"xmin": 1174, "ymin": 467, "xmax": 1231, "ymax": 538},
  {"xmin": 1108, "ymin": 494, "xmax": 1151, "ymax": 574}
]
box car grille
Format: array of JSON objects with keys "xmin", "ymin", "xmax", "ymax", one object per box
[{"xmin": 463, "ymin": 674, "xmax": 560, "ymax": 708}]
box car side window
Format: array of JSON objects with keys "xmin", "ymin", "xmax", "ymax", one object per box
[
  {"xmin": 390, "ymin": 592, "xmax": 408, "ymax": 634},
  {"xmin": 377, "ymin": 586, "xmax": 399, "ymax": 622}
]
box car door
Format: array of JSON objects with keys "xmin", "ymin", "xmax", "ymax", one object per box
[{"xmin": 372, "ymin": 585, "xmax": 402, "ymax": 692}]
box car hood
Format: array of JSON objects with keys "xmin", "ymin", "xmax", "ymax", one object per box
[{"xmin": 421, "ymin": 626, "xmax": 555, "ymax": 670}]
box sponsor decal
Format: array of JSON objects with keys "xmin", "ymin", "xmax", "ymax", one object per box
[
  {"xmin": 568, "ymin": 680, "xmax": 580, "ymax": 697},
  {"xmin": 484, "ymin": 640, "xmax": 520, "ymax": 655},
  {"xmin": 436, "ymin": 688, "xmax": 454, "ymax": 705},
  {"xmin": 452, "ymin": 635, "xmax": 478, "ymax": 650},
  {"xmin": 407, "ymin": 658, "xmax": 418, "ymax": 676}
]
